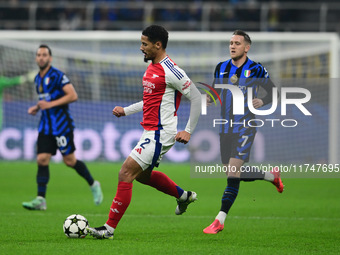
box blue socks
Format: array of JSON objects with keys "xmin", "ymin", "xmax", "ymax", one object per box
[
  {"xmin": 37, "ymin": 165, "xmax": 49, "ymax": 197},
  {"xmin": 73, "ymin": 160, "xmax": 94, "ymax": 186},
  {"xmin": 220, "ymin": 177, "xmax": 240, "ymax": 213}
]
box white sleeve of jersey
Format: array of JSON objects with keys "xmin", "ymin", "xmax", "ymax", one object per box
[
  {"xmin": 168, "ymin": 66, "xmax": 201, "ymax": 134},
  {"xmin": 124, "ymin": 101, "xmax": 143, "ymax": 116},
  {"xmin": 184, "ymin": 83, "xmax": 201, "ymax": 134}
]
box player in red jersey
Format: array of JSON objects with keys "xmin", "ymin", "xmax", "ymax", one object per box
[{"xmin": 87, "ymin": 25, "xmax": 201, "ymax": 239}]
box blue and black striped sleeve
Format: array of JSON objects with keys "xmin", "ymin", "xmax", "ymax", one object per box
[{"xmin": 257, "ymin": 64, "xmax": 276, "ymax": 106}]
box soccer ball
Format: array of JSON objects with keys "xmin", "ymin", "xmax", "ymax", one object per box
[{"xmin": 63, "ymin": 214, "xmax": 88, "ymax": 238}]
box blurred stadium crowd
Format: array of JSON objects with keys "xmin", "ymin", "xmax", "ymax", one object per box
[{"xmin": 0, "ymin": 0, "xmax": 340, "ymax": 32}]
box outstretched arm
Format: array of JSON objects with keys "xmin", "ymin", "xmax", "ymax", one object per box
[
  {"xmin": 113, "ymin": 101, "xmax": 143, "ymax": 118},
  {"xmin": 0, "ymin": 76, "xmax": 21, "ymax": 90},
  {"xmin": 0, "ymin": 71, "xmax": 36, "ymax": 90}
]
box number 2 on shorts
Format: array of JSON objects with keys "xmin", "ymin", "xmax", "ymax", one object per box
[{"xmin": 140, "ymin": 138, "xmax": 151, "ymax": 149}]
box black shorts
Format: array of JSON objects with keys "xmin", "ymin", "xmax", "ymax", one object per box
[
  {"xmin": 220, "ymin": 128, "xmax": 256, "ymax": 164},
  {"xmin": 37, "ymin": 132, "xmax": 76, "ymax": 156}
]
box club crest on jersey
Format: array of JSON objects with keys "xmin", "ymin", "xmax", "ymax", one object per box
[
  {"xmin": 244, "ymin": 70, "xmax": 251, "ymax": 77},
  {"xmin": 230, "ymin": 74, "xmax": 238, "ymax": 84}
]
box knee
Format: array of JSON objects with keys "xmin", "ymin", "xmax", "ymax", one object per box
[
  {"xmin": 64, "ymin": 158, "xmax": 76, "ymax": 167},
  {"xmin": 118, "ymin": 163, "xmax": 139, "ymax": 183},
  {"xmin": 118, "ymin": 157, "xmax": 143, "ymax": 183},
  {"xmin": 62, "ymin": 153, "xmax": 77, "ymax": 167},
  {"xmin": 37, "ymin": 154, "xmax": 50, "ymax": 166},
  {"xmin": 118, "ymin": 168, "xmax": 133, "ymax": 183}
]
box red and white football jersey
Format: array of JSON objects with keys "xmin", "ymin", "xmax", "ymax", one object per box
[{"xmin": 141, "ymin": 56, "xmax": 192, "ymax": 134}]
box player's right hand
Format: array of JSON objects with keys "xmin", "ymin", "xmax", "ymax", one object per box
[
  {"xmin": 28, "ymin": 105, "xmax": 39, "ymax": 115},
  {"xmin": 175, "ymin": 131, "xmax": 191, "ymax": 144},
  {"xmin": 112, "ymin": 106, "xmax": 125, "ymax": 117}
]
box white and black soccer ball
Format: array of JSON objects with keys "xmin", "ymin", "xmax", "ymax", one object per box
[{"xmin": 63, "ymin": 214, "xmax": 88, "ymax": 238}]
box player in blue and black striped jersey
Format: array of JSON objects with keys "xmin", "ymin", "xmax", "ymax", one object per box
[
  {"xmin": 203, "ymin": 30, "xmax": 284, "ymax": 234},
  {"xmin": 22, "ymin": 45, "xmax": 103, "ymax": 210}
]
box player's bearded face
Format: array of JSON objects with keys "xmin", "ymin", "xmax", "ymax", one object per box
[
  {"xmin": 37, "ymin": 59, "xmax": 50, "ymax": 70},
  {"xmin": 36, "ymin": 48, "xmax": 51, "ymax": 70},
  {"xmin": 140, "ymin": 35, "xmax": 157, "ymax": 62}
]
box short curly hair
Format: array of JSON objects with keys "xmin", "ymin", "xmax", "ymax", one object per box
[{"xmin": 142, "ymin": 25, "xmax": 169, "ymax": 49}]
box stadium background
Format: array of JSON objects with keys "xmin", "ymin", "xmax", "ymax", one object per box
[
  {"xmin": 1, "ymin": 0, "xmax": 339, "ymax": 165},
  {"xmin": 1, "ymin": 1, "xmax": 340, "ymax": 255}
]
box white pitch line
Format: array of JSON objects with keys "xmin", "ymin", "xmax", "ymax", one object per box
[{"xmin": 3, "ymin": 212, "xmax": 340, "ymax": 222}]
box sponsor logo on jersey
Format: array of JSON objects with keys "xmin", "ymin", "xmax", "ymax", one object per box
[
  {"xmin": 237, "ymin": 85, "xmax": 247, "ymax": 93},
  {"xmin": 143, "ymin": 80, "xmax": 155, "ymax": 94},
  {"xmin": 244, "ymin": 70, "xmax": 251, "ymax": 77},
  {"xmin": 38, "ymin": 93, "xmax": 51, "ymax": 100},
  {"xmin": 152, "ymin": 74, "xmax": 159, "ymax": 78}
]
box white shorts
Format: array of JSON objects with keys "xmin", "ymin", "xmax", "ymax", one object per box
[{"xmin": 129, "ymin": 129, "xmax": 176, "ymax": 170}]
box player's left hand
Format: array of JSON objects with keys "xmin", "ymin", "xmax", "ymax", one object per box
[
  {"xmin": 252, "ymin": 98, "xmax": 263, "ymax": 109},
  {"xmin": 37, "ymin": 100, "xmax": 53, "ymax": 110},
  {"xmin": 175, "ymin": 131, "xmax": 191, "ymax": 144}
]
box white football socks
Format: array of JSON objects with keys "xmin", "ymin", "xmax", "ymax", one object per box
[
  {"xmin": 215, "ymin": 211, "xmax": 227, "ymax": 225},
  {"xmin": 264, "ymin": 171, "xmax": 275, "ymax": 182},
  {"xmin": 179, "ymin": 191, "xmax": 188, "ymax": 201},
  {"xmin": 104, "ymin": 223, "xmax": 115, "ymax": 234}
]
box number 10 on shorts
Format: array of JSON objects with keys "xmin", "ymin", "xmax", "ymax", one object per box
[{"xmin": 56, "ymin": 136, "xmax": 67, "ymax": 147}]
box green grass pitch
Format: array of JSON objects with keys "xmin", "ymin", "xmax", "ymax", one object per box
[{"xmin": 1, "ymin": 161, "xmax": 339, "ymax": 255}]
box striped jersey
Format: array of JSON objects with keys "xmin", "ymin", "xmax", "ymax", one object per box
[
  {"xmin": 34, "ymin": 66, "xmax": 75, "ymax": 135},
  {"xmin": 141, "ymin": 56, "xmax": 192, "ymax": 134},
  {"xmin": 214, "ymin": 57, "xmax": 272, "ymax": 134}
]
